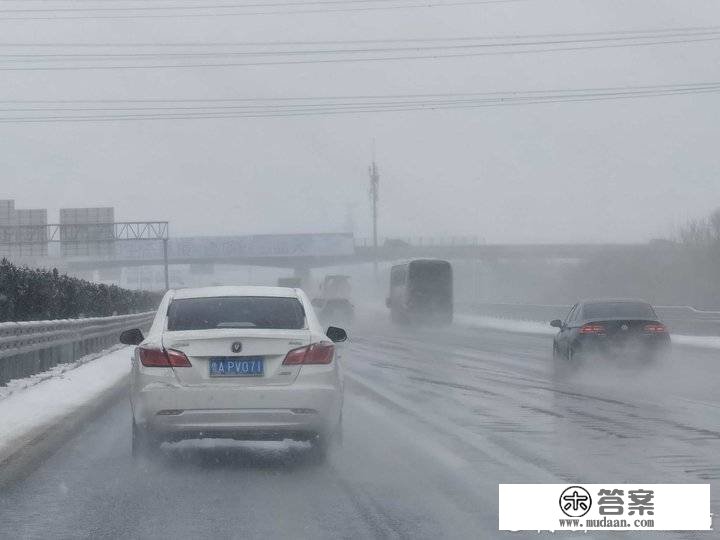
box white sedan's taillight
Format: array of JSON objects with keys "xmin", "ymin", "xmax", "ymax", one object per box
[
  {"xmin": 139, "ymin": 346, "xmax": 192, "ymax": 367},
  {"xmin": 282, "ymin": 342, "xmax": 334, "ymax": 365}
]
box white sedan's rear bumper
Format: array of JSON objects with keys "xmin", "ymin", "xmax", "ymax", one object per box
[{"xmin": 131, "ymin": 367, "xmax": 342, "ymax": 441}]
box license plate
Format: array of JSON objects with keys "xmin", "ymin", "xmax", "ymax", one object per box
[{"xmin": 209, "ymin": 356, "xmax": 264, "ymax": 377}]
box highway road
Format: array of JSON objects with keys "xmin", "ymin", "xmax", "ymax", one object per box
[{"xmin": 1, "ymin": 310, "xmax": 719, "ymax": 539}]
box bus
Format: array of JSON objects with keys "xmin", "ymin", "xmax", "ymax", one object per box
[{"xmin": 386, "ymin": 259, "xmax": 453, "ymax": 324}]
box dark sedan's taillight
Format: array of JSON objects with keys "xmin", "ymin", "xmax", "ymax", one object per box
[
  {"xmin": 579, "ymin": 323, "xmax": 606, "ymax": 335},
  {"xmin": 139, "ymin": 347, "xmax": 191, "ymax": 367},
  {"xmin": 643, "ymin": 323, "xmax": 668, "ymax": 334}
]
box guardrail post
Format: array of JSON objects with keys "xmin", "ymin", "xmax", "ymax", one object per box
[{"xmin": 163, "ymin": 238, "xmax": 170, "ymax": 290}]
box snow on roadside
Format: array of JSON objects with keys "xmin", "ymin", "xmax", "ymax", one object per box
[
  {"xmin": 455, "ymin": 313, "xmax": 720, "ymax": 350},
  {"xmin": 670, "ymin": 334, "xmax": 720, "ymax": 350},
  {"xmin": 0, "ymin": 344, "xmax": 125, "ymax": 401},
  {"xmin": 0, "ymin": 347, "xmax": 132, "ymax": 459},
  {"xmin": 455, "ymin": 314, "xmax": 556, "ymax": 336}
]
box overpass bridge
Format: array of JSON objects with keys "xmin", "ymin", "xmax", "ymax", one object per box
[
  {"xmin": 0, "ymin": 210, "xmax": 668, "ymax": 291},
  {"xmin": 62, "ymin": 236, "xmax": 656, "ymax": 272},
  {"xmin": 0, "ymin": 221, "xmax": 661, "ymax": 278}
]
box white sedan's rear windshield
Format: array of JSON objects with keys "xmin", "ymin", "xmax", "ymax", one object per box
[{"xmin": 167, "ymin": 296, "xmax": 305, "ymax": 331}]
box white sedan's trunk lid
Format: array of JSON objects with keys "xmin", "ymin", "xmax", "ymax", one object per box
[{"xmin": 162, "ymin": 328, "xmax": 311, "ymax": 386}]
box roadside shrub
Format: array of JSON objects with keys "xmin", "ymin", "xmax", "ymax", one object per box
[{"xmin": 0, "ymin": 259, "xmax": 161, "ymax": 322}]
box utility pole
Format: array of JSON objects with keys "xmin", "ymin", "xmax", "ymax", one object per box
[{"xmin": 368, "ymin": 154, "xmax": 380, "ymax": 280}]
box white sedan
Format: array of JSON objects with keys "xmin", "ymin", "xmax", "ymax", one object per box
[{"xmin": 120, "ymin": 286, "xmax": 346, "ymax": 462}]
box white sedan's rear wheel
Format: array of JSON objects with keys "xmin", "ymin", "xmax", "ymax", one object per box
[
  {"xmin": 335, "ymin": 413, "xmax": 344, "ymax": 447},
  {"xmin": 132, "ymin": 420, "xmax": 158, "ymax": 460},
  {"xmin": 308, "ymin": 434, "xmax": 330, "ymax": 464},
  {"xmin": 309, "ymin": 416, "xmax": 342, "ymax": 464}
]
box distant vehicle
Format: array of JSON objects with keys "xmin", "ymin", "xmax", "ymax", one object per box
[
  {"xmin": 120, "ymin": 286, "xmax": 347, "ymax": 463},
  {"xmin": 277, "ymin": 277, "xmax": 303, "ymax": 288},
  {"xmin": 312, "ymin": 274, "xmax": 354, "ymax": 326},
  {"xmin": 551, "ymin": 299, "xmax": 671, "ymax": 365},
  {"xmin": 383, "ymin": 238, "xmax": 411, "ymax": 249},
  {"xmin": 386, "ymin": 259, "xmax": 453, "ymax": 325},
  {"xmin": 320, "ymin": 274, "xmax": 352, "ymax": 299}
]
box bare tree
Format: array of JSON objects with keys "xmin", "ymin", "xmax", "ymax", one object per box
[{"xmin": 676, "ymin": 208, "xmax": 720, "ymax": 246}]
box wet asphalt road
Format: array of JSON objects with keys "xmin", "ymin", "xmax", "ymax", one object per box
[{"xmin": 1, "ymin": 313, "xmax": 719, "ymax": 539}]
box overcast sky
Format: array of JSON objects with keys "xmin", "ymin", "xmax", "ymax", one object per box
[{"xmin": 1, "ymin": 0, "xmax": 719, "ymax": 243}]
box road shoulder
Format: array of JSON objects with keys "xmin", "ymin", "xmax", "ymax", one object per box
[{"xmin": 0, "ymin": 348, "xmax": 132, "ymax": 487}]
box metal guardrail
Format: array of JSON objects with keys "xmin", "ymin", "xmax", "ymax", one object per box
[
  {"xmin": 462, "ymin": 303, "xmax": 720, "ymax": 336},
  {"xmin": 0, "ymin": 311, "xmax": 155, "ymax": 386}
]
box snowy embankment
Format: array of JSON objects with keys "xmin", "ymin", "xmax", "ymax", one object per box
[
  {"xmin": 455, "ymin": 313, "xmax": 720, "ymax": 350},
  {"xmin": 0, "ymin": 347, "xmax": 131, "ymax": 464},
  {"xmin": 455, "ymin": 314, "xmax": 556, "ymax": 336}
]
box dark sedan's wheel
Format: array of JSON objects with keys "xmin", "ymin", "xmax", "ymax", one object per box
[
  {"xmin": 552, "ymin": 344, "xmax": 567, "ymax": 378},
  {"xmin": 567, "ymin": 346, "xmax": 582, "ymax": 365}
]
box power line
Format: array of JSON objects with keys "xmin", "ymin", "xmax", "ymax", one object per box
[
  {"xmin": 2, "ymin": 81, "xmax": 720, "ymax": 103},
  {"xmin": 2, "ymin": 31, "xmax": 720, "ymax": 60},
  {"xmin": 0, "ymin": 0, "xmax": 521, "ymax": 12},
  {"xmin": 4, "ymin": 24, "xmax": 720, "ymax": 47},
  {"xmin": 0, "ymin": 0, "xmax": 525, "ymax": 20},
  {"xmin": 1, "ymin": 36, "xmax": 718, "ymax": 70},
  {"xmin": 0, "ymin": 81, "xmax": 717, "ymax": 123}
]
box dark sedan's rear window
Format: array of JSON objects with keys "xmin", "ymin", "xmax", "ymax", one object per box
[
  {"xmin": 582, "ymin": 302, "xmax": 657, "ymax": 320},
  {"xmin": 167, "ymin": 296, "xmax": 306, "ymax": 331}
]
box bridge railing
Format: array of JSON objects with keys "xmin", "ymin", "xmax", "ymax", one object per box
[
  {"xmin": 0, "ymin": 311, "xmax": 155, "ymax": 386},
  {"xmin": 355, "ymin": 236, "xmax": 483, "ymax": 248}
]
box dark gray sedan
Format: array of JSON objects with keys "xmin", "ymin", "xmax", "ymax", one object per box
[{"xmin": 552, "ymin": 299, "xmax": 671, "ymax": 364}]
